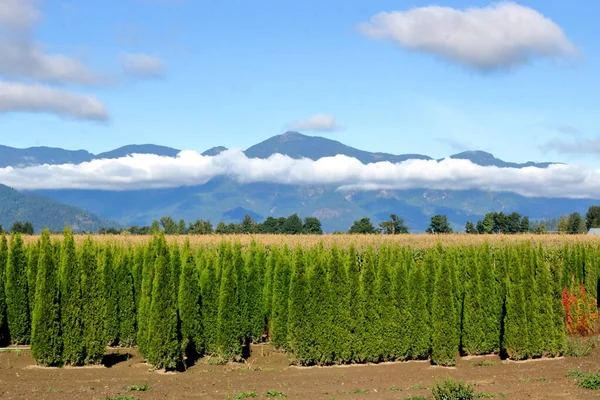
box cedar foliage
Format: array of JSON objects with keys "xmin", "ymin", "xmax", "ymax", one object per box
[
  {"xmin": 147, "ymin": 236, "xmax": 181, "ymax": 370},
  {"xmin": 408, "ymin": 260, "xmax": 430, "ymax": 360},
  {"xmin": 327, "ymin": 246, "xmax": 351, "ymax": 363},
  {"xmin": 390, "ymin": 249, "xmax": 410, "ymax": 360},
  {"xmin": 0, "ymin": 234, "xmax": 9, "ymax": 346},
  {"xmin": 357, "ymin": 247, "xmax": 381, "ymax": 362},
  {"xmin": 179, "ymin": 240, "xmax": 203, "ymax": 361},
  {"xmin": 216, "ymin": 243, "xmax": 243, "ymax": 360},
  {"xmin": 377, "ymin": 246, "xmax": 396, "ymax": 361},
  {"xmin": 80, "ymin": 237, "xmax": 105, "ymax": 364},
  {"xmin": 503, "ymin": 249, "xmax": 529, "ymax": 360},
  {"xmin": 200, "ymin": 250, "xmax": 219, "ymax": 355},
  {"xmin": 305, "ymin": 247, "xmax": 330, "ymax": 365},
  {"xmin": 5, "ymin": 232, "xmax": 30, "ymax": 345},
  {"xmin": 136, "ymin": 241, "xmax": 155, "ymax": 359},
  {"xmin": 117, "ymin": 250, "xmax": 137, "ymax": 347},
  {"xmin": 31, "ymin": 229, "xmax": 63, "ymax": 366},
  {"xmin": 461, "ymin": 248, "xmax": 485, "ymax": 355},
  {"xmin": 270, "ymin": 248, "xmax": 290, "ymax": 348},
  {"xmin": 60, "ymin": 228, "xmax": 84, "ymax": 365},
  {"xmin": 102, "ymin": 246, "xmax": 119, "ymax": 346},
  {"xmin": 246, "ymin": 242, "xmax": 266, "ymax": 343},
  {"xmin": 430, "ymin": 253, "xmax": 459, "ymax": 366},
  {"xmin": 27, "ymin": 240, "xmax": 39, "ymax": 325},
  {"xmin": 287, "ymin": 246, "xmax": 308, "ymax": 361}
]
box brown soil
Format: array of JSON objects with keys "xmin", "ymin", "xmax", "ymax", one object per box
[{"xmin": 0, "ymin": 344, "xmax": 598, "ymax": 400}]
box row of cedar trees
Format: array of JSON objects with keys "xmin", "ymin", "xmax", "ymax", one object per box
[{"xmin": 0, "ymin": 230, "xmax": 598, "ymax": 368}]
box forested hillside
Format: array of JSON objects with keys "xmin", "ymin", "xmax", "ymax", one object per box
[{"xmin": 0, "ymin": 185, "xmax": 113, "ymax": 233}]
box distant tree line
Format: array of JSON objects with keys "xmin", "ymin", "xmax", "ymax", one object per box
[
  {"xmin": 98, "ymin": 213, "xmax": 324, "ymax": 235},
  {"xmin": 0, "ymin": 221, "xmax": 35, "ymax": 235}
]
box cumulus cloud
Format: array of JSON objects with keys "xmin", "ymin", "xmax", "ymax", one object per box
[
  {"xmin": 292, "ymin": 114, "xmax": 339, "ymax": 132},
  {"xmin": 1, "ymin": 149, "xmax": 600, "ymax": 199},
  {"xmin": 0, "ymin": 0, "xmax": 104, "ymax": 84},
  {"xmin": 0, "ymin": 0, "xmax": 40, "ymax": 30},
  {"xmin": 0, "ymin": 82, "xmax": 109, "ymax": 120},
  {"xmin": 358, "ymin": 2, "xmax": 577, "ymax": 70},
  {"xmin": 541, "ymin": 136, "xmax": 600, "ymax": 155},
  {"xmin": 120, "ymin": 53, "xmax": 165, "ymax": 78}
]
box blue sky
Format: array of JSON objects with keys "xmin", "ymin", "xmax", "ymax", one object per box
[{"xmin": 0, "ymin": 0, "xmax": 598, "ymax": 165}]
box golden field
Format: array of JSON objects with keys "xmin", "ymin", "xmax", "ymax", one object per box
[{"xmin": 19, "ymin": 232, "xmax": 600, "ymax": 249}]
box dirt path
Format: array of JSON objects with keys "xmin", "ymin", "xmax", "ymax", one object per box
[{"xmin": 0, "ymin": 344, "xmax": 598, "ymax": 400}]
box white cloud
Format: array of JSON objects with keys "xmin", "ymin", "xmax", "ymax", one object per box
[
  {"xmin": 2, "ymin": 149, "xmax": 600, "ymax": 200},
  {"xmin": 0, "ymin": 82, "xmax": 109, "ymax": 120},
  {"xmin": 0, "ymin": 0, "xmax": 40, "ymax": 30},
  {"xmin": 292, "ymin": 114, "xmax": 339, "ymax": 132},
  {"xmin": 541, "ymin": 136, "xmax": 600, "ymax": 155},
  {"xmin": 359, "ymin": 2, "xmax": 577, "ymax": 70},
  {"xmin": 0, "ymin": 39, "xmax": 104, "ymax": 84},
  {"xmin": 0, "ymin": 0, "xmax": 104, "ymax": 84},
  {"xmin": 120, "ymin": 53, "xmax": 165, "ymax": 78}
]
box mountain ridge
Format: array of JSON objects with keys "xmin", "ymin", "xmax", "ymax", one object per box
[{"xmin": 0, "ymin": 132, "xmax": 559, "ymax": 168}]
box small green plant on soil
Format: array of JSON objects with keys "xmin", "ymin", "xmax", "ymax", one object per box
[
  {"xmin": 474, "ymin": 393, "xmax": 496, "ymax": 399},
  {"xmin": 565, "ymin": 336, "xmax": 599, "ymax": 357},
  {"xmin": 411, "ymin": 385, "xmax": 428, "ymax": 390},
  {"xmin": 518, "ymin": 376, "xmax": 547, "ymax": 383},
  {"xmin": 265, "ymin": 389, "xmax": 286, "ymax": 397},
  {"xmin": 233, "ymin": 392, "xmax": 258, "ymax": 400},
  {"xmin": 569, "ymin": 370, "xmax": 600, "ymax": 390},
  {"xmin": 567, "ymin": 369, "xmax": 588, "ymax": 378},
  {"xmin": 352, "ymin": 389, "xmax": 368, "ymax": 394},
  {"xmin": 431, "ymin": 377, "xmax": 475, "ymax": 400},
  {"xmin": 404, "ymin": 397, "xmax": 427, "ymax": 400},
  {"xmin": 125, "ymin": 384, "xmax": 150, "ymax": 392},
  {"xmin": 391, "ymin": 385, "xmax": 401, "ymax": 391},
  {"xmin": 578, "ymin": 373, "xmax": 600, "ymax": 390},
  {"xmin": 98, "ymin": 396, "xmax": 138, "ymax": 400}
]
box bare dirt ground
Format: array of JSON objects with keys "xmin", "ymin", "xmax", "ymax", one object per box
[{"xmin": 0, "ymin": 343, "xmax": 598, "ymax": 400}]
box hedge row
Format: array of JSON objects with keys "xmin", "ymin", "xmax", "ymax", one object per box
[{"xmin": 0, "ymin": 230, "xmax": 598, "ymax": 369}]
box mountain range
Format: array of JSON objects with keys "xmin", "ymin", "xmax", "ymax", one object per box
[{"xmin": 1, "ymin": 131, "xmax": 595, "ymax": 233}]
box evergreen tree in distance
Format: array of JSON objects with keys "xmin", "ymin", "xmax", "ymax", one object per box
[
  {"xmin": 5, "ymin": 232, "xmax": 30, "ymax": 345},
  {"xmin": 31, "ymin": 229, "xmax": 63, "ymax": 366}
]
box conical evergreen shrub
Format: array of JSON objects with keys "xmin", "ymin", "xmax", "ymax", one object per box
[
  {"xmin": 461, "ymin": 248, "xmax": 485, "ymax": 355},
  {"xmin": 502, "ymin": 249, "xmax": 529, "ymax": 360},
  {"xmin": 0, "ymin": 234, "xmax": 9, "ymax": 346},
  {"xmin": 430, "ymin": 253, "xmax": 459, "ymax": 366},
  {"xmin": 534, "ymin": 245, "xmax": 558, "ymax": 357},
  {"xmin": 137, "ymin": 241, "xmax": 156, "ymax": 358},
  {"xmin": 478, "ymin": 244, "xmax": 500, "ymax": 353},
  {"xmin": 305, "ymin": 248, "xmax": 330, "ymax": 365},
  {"xmin": 522, "ymin": 244, "xmax": 541, "ymax": 357},
  {"xmin": 179, "ymin": 240, "xmax": 203, "ymax": 362},
  {"xmin": 550, "ymin": 256, "xmax": 566, "ymax": 356},
  {"xmin": 246, "ymin": 242, "xmax": 266, "ymax": 343},
  {"xmin": 408, "ymin": 260, "xmax": 430, "ymax": 360},
  {"xmin": 356, "ymin": 247, "xmax": 381, "ymax": 363},
  {"xmin": 31, "ymin": 229, "xmax": 63, "ymax": 366},
  {"xmin": 6, "ymin": 232, "xmax": 30, "ymax": 345},
  {"xmin": 60, "ymin": 228, "xmax": 84, "ymax": 365},
  {"xmin": 270, "ymin": 248, "xmax": 290, "ymax": 348},
  {"xmin": 102, "ymin": 246, "xmax": 119, "ymax": 346},
  {"xmin": 327, "ymin": 246, "xmax": 351, "ymax": 363},
  {"xmin": 377, "ymin": 246, "xmax": 396, "ymax": 361},
  {"xmin": 390, "ymin": 249, "xmax": 411, "ymax": 360},
  {"xmin": 80, "ymin": 237, "xmax": 105, "ymax": 364},
  {"xmin": 27, "ymin": 240, "xmax": 39, "ymax": 325},
  {"xmin": 345, "ymin": 244, "xmax": 360, "ymax": 362},
  {"xmin": 117, "ymin": 250, "xmax": 136, "ymax": 347},
  {"xmin": 200, "ymin": 250, "xmax": 219, "ymax": 354},
  {"xmin": 262, "ymin": 247, "xmax": 277, "ymax": 335},
  {"xmin": 132, "ymin": 245, "xmax": 144, "ymax": 313},
  {"xmin": 287, "ymin": 246, "xmax": 308, "ymax": 361},
  {"xmin": 147, "ymin": 245, "xmax": 181, "ymax": 370},
  {"xmin": 232, "ymin": 243, "xmax": 248, "ymax": 343},
  {"xmin": 216, "ymin": 243, "xmax": 244, "ymax": 361}
]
